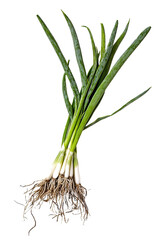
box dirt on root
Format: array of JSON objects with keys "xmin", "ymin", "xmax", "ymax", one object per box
[{"xmin": 22, "ymin": 175, "xmax": 88, "ymax": 232}]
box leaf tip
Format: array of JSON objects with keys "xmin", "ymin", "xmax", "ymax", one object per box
[
  {"xmin": 82, "ymin": 25, "xmax": 88, "ymax": 30},
  {"xmin": 36, "ymin": 15, "xmax": 43, "ymax": 24},
  {"xmin": 144, "ymin": 86, "xmax": 152, "ymax": 95},
  {"xmin": 123, "ymin": 19, "xmax": 130, "ymax": 33},
  {"xmin": 145, "ymin": 26, "xmax": 151, "ymax": 35},
  {"xmin": 61, "ymin": 10, "xmax": 67, "ymax": 19}
]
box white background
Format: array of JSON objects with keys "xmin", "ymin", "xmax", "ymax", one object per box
[{"xmin": 0, "ymin": 0, "xmax": 159, "ymax": 239}]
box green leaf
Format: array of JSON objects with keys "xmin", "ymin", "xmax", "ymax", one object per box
[
  {"xmin": 84, "ymin": 87, "xmax": 151, "ymax": 129},
  {"xmin": 62, "ymin": 73, "xmax": 73, "ymax": 119},
  {"xmin": 70, "ymin": 26, "xmax": 151, "ymax": 151},
  {"xmin": 82, "ymin": 26, "xmax": 98, "ymax": 81},
  {"xmin": 88, "ymin": 20, "xmax": 130, "ymax": 116},
  {"xmin": 87, "ymin": 66, "xmax": 93, "ymax": 78},
  {"xmin": 84, "ymin": 20, "xmax": 118, "ymax": 110},
  {"xmin": 61, "ymin": 115, "xmax": 71, "ymax": 145},
  {"xmin": 98, "ymin": 20, "xmax": 130, "ymax": 86},
  {"xmin": 100, "ymin": 23, "xmax": 106, "ymax": 61},
  {"xmin": 37, "ymin": 15, "xmax": 80, "ymax": 106},
  {"xmin": 99, "ymin": 26, "xmax": 151, "ymax": 93},
  {"xmin": 62, "ymin": 11, "xmax": 87, "ymax": 89}
]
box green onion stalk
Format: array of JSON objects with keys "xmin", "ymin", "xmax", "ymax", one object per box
[{"xmin": 23, "ymin": 11, "xmax": 151, "ymax": 224}]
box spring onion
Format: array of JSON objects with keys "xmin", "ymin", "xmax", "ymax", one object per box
[{"xmin": 23, "ymin": 11, "xmax": 151, "ymax": 228}]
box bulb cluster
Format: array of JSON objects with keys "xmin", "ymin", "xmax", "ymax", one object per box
[{"xmin": 49, "ymin": 146, "xmax": 80, "ymax": 184}]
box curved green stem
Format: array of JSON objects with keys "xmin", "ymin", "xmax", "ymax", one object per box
[{"xmin": 63, "ymin": 77, "xmax": 92, "ymax": 148}]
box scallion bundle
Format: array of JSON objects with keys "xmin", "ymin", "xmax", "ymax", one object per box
[{"xmin": 23, "ymin": 11, "xmax": 151, "ymax": 225}]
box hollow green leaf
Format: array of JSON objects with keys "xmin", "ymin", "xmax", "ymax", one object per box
[
  {"xmin": 82, "ymin": 26, "xmax": 98, "ymax": 81},
  {"xmin": 87, "ymin": 66, "xmax": 93, "ymax": 78},
  {"xmin": 62, "ymin": 11, "xmax": 87, "ymax": 89},
  {"xmin": 62, "ymin": 73, "xmax": 73, "ymax": 119},
  {"xmin": 98, "ymin": 20, "xmax": 130, "ymax": 86},
  {"xmin": 61, "ymin": 115, "xmax": 71, "ymax": 145},
  {"xmin": 85, "ymin": 87, "xmax": 151, "ymax": 129},
  {"xmin": 37, "ymin": 15, "xmax": 80, "ymax": 106},
  {"xmin": 84, "ymin": 20, "xmax": 118, "ymax": 110},
  {"xmin": 82, "ymin": 26, "xmax": 97, "ymax": 65},
  {"xmin": 100, "ymin": 23, "xmax": 106, "ymax": 61},
  {"xmin": 70, "ymin": 26, "xmax": 151, "ymax": 151},
  {"xmin": 87, "ymin": 20, "xmax": 130, "ymax": 116}
]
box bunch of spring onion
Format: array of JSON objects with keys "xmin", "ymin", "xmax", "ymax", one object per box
[{"xmin": 24, "ymin": 11, "xmax": 151, "ymax": 223}]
